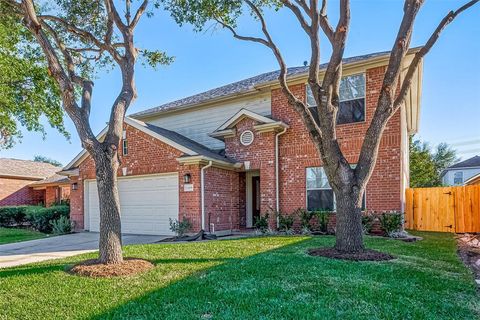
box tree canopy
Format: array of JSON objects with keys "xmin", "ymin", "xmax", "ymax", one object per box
[
  {"xmin": 410, "ymin": 138, "xmax": 458, "ymax": 188},
  {"xmin": 33, "ymin": 155, "xmax": 63, "ymax": 167},
  {"xmin": 0, "ymin": 3, "xmax": 68, "ymax": 149}
]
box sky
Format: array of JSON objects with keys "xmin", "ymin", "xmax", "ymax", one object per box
[{"xmin": 1, "ymin": 0, "xmax": 479, "ymax": 166}]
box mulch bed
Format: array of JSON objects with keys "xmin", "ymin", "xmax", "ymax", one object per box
[
  {"xmin": 456, "ymin": 233, "xmax": 480, "ymax": 287},
  {"xmin": 308, "ymin": 247, "xmax": 395, "ymax": 261},
  {"xmin": 68, "ymin": 258, "xmax": 154, "ymax": 278}
]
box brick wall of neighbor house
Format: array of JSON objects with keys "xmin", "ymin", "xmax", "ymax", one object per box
[
  {"xmin": 271, "ymin": 66, "xmax": 402, "ymax": 219},
  {"xmin": 0, "ymin": 178, "xmax": 45, "ymax": 206},
  {"xmin": 224, "ymin": 117, "xmax": 277, "ymax": 226},
  {"xmin": 69, "ymin": 123, "xmax": 204, "ymax": 232}
]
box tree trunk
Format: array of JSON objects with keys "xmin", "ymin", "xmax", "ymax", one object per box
[
  {"xmin": 93, "ymin": 148, "xmax": 123, "ymax": 264},
  {"xmin": 334, "ymin": 188, "xmax": 364, "ymax": 253}
]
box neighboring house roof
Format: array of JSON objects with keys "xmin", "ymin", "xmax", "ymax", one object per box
[
  {"xmin": 0, "ymin": 158, "xmax": 61, "ymax": 180},
  {"xmin": 446, "ymin": 155, "xmax": 480, "ymax": 170},
  {"xmin": 62, "ymin": 117, "xmax": 237, "ymax": 172},
  {"xmin": 29, "ymin": 174, "xmax": 70, "ymax": 187},
  {"xmin": 131, "ymin": 50, "xmax": 402, "ymax": 119},
  {"xmin": 465, "ymin": 172, "xmax": 480, "ymax": 185}
]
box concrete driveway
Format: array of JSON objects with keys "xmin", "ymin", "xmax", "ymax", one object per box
[{"xmin": 0, "ymin": 232, "xmax": 168, "ymax": 268}]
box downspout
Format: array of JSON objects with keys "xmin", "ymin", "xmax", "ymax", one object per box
[
  {"xmin": 275, "ymin": 127, "xmax": 288, "ymax": 228},
  {"xmin": 201, "ymin": 161, "xmax": 213, "ymax": 231}
]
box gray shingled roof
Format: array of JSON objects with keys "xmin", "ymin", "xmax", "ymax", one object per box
[
  {"xmin": 29, "ymin": 174, "xmax": 70, "ymax": 186},
  {"xmin": 0, "ymin": 158, "xmax": 61, "ymax": 180},
  {"xmin": 131, "ymin": 50, "xmax": 393, "ymax": 118},
  {"xmin": 447, "ymin": 155, "xmax": 480, "ymax": 169},
  {"xmin": 138, "ymin": 121, "xmax": 236, "ymax": 164}
]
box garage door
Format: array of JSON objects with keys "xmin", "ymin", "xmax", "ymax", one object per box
[{"xmin": 86, "ymin": 174, "xmax": 179, "ymax": 235}]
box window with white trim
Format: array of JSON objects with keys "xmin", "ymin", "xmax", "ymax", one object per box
[
  {"xmin": 453, "ymin": 171, "xmax": 463, "ymax": 185},
  {"xmin": 122, "ymin": 139, "xmax": 128, "ymax": 156},
  {"xmin": 307, "ymin": 73, "xmax": 366, "ymax": 125},
  {"xmin": 306, "ymin": 166, "xmax": 366, "ymax": 211}
]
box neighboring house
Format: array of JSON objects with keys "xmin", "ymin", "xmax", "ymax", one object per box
[
  {"xmin": 0, "ymin": 158, "xmax": 70, "ymax": 207},
  {"xmin": 61, "ymin": 48, "xmax": 422, "ymax": 236},
  {"xmin": 441, "ymin": 155, "xmax": 480, "ymax": 186},
  {"xmin": 465, "ymin": 172, "xmax": 480, "ymax": 186}
]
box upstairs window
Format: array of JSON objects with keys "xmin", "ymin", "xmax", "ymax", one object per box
[
  {"xmin": 306, "ymin": 73, "xmax": 366, "ymax": 125},
  {"xmin": 122, "ymin": 130, "xmax": 128, "ymax": 156}
]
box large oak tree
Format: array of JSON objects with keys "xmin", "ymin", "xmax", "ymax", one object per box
[
  {"xmin": 163, "ymin": 0, "xmax": 478, "ymax": 253},
  {"xmin": 0, "ymin": 0, "xmax": 172, "ymax": 264}
]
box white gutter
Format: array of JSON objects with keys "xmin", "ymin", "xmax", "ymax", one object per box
[
  {"xmin": 201, "ymin": 161, "xmax": 213, "ymax": 230},
  {"xmin": 275, "ymin": 127, "xmax": 288, "ymax": 228}
]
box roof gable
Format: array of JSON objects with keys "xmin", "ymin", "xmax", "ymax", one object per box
[{"xmin": 62, "ymin": 117, "xmax": 236, "ymax": 171}]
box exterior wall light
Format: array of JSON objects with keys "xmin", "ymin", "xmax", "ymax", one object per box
[
  {"xmin": 71, "ymin": 183, "xmax": 78, "ymax": 191},
  {"xmin": 183, "ymin": 173, "xmax": 192, "ymax": 184}
]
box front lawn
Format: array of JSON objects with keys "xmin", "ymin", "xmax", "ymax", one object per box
[
  {"xmin": 0, "ymin": 227, "xmax": 47, "ymax": 245},
  {"xmin": 0, "ymin": 232, "xmax": 478, "ymax": 319}
]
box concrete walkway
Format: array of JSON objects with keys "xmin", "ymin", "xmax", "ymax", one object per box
[{"xmin": 0, "ymin": 232, "xmax": 168, "ymax": 268}]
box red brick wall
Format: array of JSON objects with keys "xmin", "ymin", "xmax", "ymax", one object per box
[
  {"xmin": 45, "ymin": 186, "xmax": 57, "ymax": 207},
  {"xmin": 224, "ymin": 117, "xmax": 277, "ymax": 226},
  {"xmin": 0, "ymin": 178, "xmax": 45, "ymax": 206},
  {"xmin": 272, "ymin": 66, "xmax": 402, "ymax": 216},
  {"xmin": 70, "ymin": 123, "xmax": 203, "ymax": 232},
  {"xmin": 204, "ymin": 166, "xmax": 240, "ymax": 232}
]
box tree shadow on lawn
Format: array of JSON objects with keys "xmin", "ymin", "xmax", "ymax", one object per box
[{"xmin": 88, "ymin": 234, "xmax": 480, "ymax": 320}]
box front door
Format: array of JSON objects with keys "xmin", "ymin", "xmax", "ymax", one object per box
[{"xmin": 252, "ymin": 176, "xmax": 261, "ymax": 225}]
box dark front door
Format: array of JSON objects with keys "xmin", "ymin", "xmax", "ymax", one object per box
[{"xmin": 252, "ymin": 176, "xmax": 261, "ymax": 224}]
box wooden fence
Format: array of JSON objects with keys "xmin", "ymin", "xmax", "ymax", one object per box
[{"xmin": 405, "ymin": 185, "xmax": 480, "ymax": 233}]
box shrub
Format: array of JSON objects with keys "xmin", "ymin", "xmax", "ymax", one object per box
[
  {"xmin": 314, "ymin": 211, "xmax": 331, "ymax": 233},
  {"xmin": 277, "ymin": 210, "xmax": 295, "ymax": 233},
  {"xmin": 362, "ymin": 212, "xmax": 377, "ymax": 235},
  {"xmin": 25, "ymin": 205, "xmax": 70, "ymax": 233},
  {"xmin": 379, "ymin": 211, "xmax": 404, "ymax": 237},
  {"xmin": 0, "ymin": 206, "xmax": 29, "ymax": 226},
  {"xmin": 295, "ymin": 208, "xmax": 314, "ymax": 231},
  {"xmin": 51, "ymin": 216, "xmax": 73, "ymax": 235},
  {"xmin": 169, "ymin": 217, "xmax": 192, "ymax": 238},
  {"xmin": 254, "ymin": 212, "xmax": 270, "ymax": 233}
]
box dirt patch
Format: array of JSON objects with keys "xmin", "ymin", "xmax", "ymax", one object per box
[
  {"xmin": 69, "ymin": 258, "xmax": 154, "ymax": 278},
  {"xmin": 308, "ymin": 247, "xmax": 395, "ymax": 261},
  {"xmin": 457, "ymin": 234, "xmax": 480, "ymax": 286}
]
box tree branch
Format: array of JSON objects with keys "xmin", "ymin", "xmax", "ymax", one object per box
[
  {"xmin": 130, "ymin": 0, "xmax": 148, "ymax": 29},
  {"xmin": 393, "ymin": 0, "xmax": 479, "ymax": 109}
]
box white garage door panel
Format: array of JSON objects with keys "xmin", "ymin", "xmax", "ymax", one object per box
[{"xmin": 86, "ymin": 174, "xmax": 178, "ymax": 235}]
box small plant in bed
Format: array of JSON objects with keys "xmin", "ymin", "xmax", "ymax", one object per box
[
  {"xmin": 169, "ymin": 216, "xmax": 193, "ymax": 238},
  {"xmin": 277, "ymin": 210, "xmax": 295, "ymax": 235}
]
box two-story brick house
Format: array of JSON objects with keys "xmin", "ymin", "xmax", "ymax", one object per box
[{"xmin": 61, "ymin": 49, "xmax": 422, "ymax": 235}]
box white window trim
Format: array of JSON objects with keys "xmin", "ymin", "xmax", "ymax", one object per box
[
  {"xmin": 305, "ymin": 166, "xmax": 367, "ymax": 211},
  {"xmin": 122, "ymin": 139, "xmax": 128, "ymax": 156},
  {"xmin": 305, "ymin": 72, "xmax": 367, "ymax": 125}
]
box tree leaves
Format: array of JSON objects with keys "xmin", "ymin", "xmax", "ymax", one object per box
[
  {"xmin": 410, "ymin": 137, "xmax": 458, "ymax": 188},
  {"xmin": 0, "ymin": 5, "xmax": 68, "ymax": 149}
]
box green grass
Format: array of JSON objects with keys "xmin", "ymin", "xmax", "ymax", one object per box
[
  {"xmin": 0, "ymin": 232, "xmax": 478, "ymax": 319},
  {"xmin": 0, "ymin": 227, "xmax": 47, "ymax": 245}
]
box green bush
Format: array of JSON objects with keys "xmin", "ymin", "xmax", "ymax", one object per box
[
  {"xmin": 314, "ymin": 211, "xmax": 331, "ymax": 233},
  {"xmin": 169, "ymin": 217, "xmax": 192, "ymax": 238},
  {"xmin": 277, "ymin": 211, "xmax": 295, "ymax": 233},
  {"xmin": 362, "ymin": 212, "xmax": 377, "ymax": 234},
  {"xmin": 379, "ymin": 211, "xmax": 404, "ymax": 237},
  {"xmin": 25, "ymin": 205, "xmax": 70, "ymax": 233},
  {"xmin": 254, "ymin": 212, "xmax": 270, "ymax": 233},
  {"xmin": 0, "ymin": 206, "xmax": 29, "ymax": 226},
  {"xmin": 295, "ymin": 208, "xmax": 314, "ymax": 231},
  {"xmin": 51, "ymin": 216, "xmax": 72, "ymax": 235}
]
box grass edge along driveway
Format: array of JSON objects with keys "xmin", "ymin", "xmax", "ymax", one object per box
[
  {"xmin": 0, "ymin": 227, "xmax": 47, "ymax": 245},
  {"xmin": 0, "ymin": 232, "xmax": 479, "ymax": 319}
]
